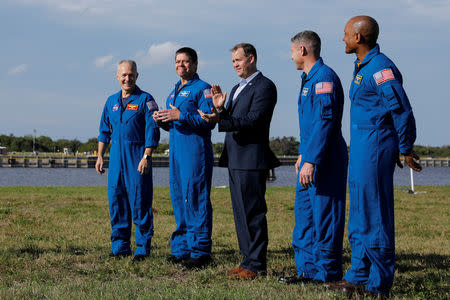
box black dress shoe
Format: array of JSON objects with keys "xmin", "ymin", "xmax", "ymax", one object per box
[
  {"xmin": 132, "ymin": 254, "xmax": 149, "ymax": 262},
  {"xmin": 177, "ymin": 256, "xmax": 211, "ymax": 270},
  {"xmin": 99, "ymin": 252, "xmax": 130, "ymax": 260},
  {"xmin": 166, "ymin": 255, "xmax": 188, "ymax": 264},
  {"xmin": 278, "ymin": 275, "xmax": 321, "ymax": 285}
]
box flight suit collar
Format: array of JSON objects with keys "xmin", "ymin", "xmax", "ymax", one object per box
[
  {"xmin": 175, "ymin": 73, "xmax": 200, "ymax": 92},
  {"xmin": 354, "ymin": 44, "xmax": 380, "ymax": 71},
  {"xmin": 120, "ymin": 85, "xmax": 143, "ymax": 123},
  {"xmin": 116, "ymin": 85, "xmax": 142, "ymax": 103},
  {"xmin": 173, "ymin": 73, "xmax": 200, "ymax": 106},
  {"xmin": 303, "ymin": 57, "xmax": 324, "ymax": 82}
]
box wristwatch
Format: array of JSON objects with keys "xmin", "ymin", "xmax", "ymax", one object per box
[{"xmin": 143, "ymin": 154, "xmax": 151, "ymax": 160}]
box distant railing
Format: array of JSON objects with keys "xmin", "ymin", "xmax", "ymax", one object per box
[{"xmin": 0, "ymin": 155, "xmax": 448, "ymax": 168}]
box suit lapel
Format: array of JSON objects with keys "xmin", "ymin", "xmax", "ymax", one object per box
[{"xmin": 230, "ymin": 72, "xmax": 262, "ymax": 111}]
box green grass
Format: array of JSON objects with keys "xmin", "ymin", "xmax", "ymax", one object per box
[{"xmin": 0, "ymin": 186, "xmax": 448, "ymax": 299}]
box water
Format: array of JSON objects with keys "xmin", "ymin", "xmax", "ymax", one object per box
[{"xmin": 0, "ymin": 166, "xmax": 449, "ymax": 186}]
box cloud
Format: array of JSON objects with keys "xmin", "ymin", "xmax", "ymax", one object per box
[
  {"xmin": 8, "ymin": 64, "xmax": 27, "ymax": 75},
  {"xmin": 137, "ymin": 41, "xmax": 181, "ymax": 66},
  {"xmin": 403, "ymin": 0, "xmax": 450, "ymax": 20},
  {"xmin": 94, "ymin": 54, "xmax": 114, "ymax": 68}
]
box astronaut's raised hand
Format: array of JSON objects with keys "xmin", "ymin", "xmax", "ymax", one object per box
[
  {"xmin": 211, "ymin": 84, "xmax": 227, "ymax": 110},
  {"xmin": 157, "ymin": 104, "xmax": 180, "ymax": 122},
  {"xmin": 198, "ymin": 107, "xmax": 219, "ymax": 124}
]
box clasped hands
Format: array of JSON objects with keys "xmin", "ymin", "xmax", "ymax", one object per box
[
  {"xmin": 153, "ymin": 104, "xmax": 180, "ymax": 123},
  {"xmin": 198, "ymin": 85, "xmax": 228, "ymax": 123}
]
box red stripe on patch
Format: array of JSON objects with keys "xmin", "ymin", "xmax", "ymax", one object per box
[{"xmin": 315, "ymin": 82, "xmax": 333, "ymax": 94}]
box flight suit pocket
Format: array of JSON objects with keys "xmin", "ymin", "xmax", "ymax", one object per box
[
  {"xmin": 349, "ymin": 181, "xmax": 359, "ymax": 213},
  {"xmin": 133, "ymin": 184, "xmax": 151, "ymax": 228},
  {"xmin": 381, "ymin": 85, "xmax": 401, "ymax": 111},
  {"xmin": 320, "ymin": 95, "xmax": 333, "ymax": 120}
]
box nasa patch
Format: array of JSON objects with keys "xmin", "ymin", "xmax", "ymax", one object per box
[
  {"xmin": 179, "ymin": 91, "xmax": 190, "ymax": 97},
  {"xmin": 302, "ymin": 88, "xmax": 309, "ymax": 97},
  {"xmin": 112, "ymin": 104, "xmax": 120, "ymax": 112}
]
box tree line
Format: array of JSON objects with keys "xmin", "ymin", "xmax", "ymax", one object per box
[{"xmin": 0, "ymin": 134, "xmax": 449, "ymax": 157}]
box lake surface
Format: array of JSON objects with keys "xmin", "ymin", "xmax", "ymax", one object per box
[{"xmin": 0, "ymin": 166, "xmax": 449, "ymax": 187}]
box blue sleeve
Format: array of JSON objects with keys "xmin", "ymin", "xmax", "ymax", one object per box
[
  {"xmin": 301, "ymin": 92, "xmax": 335, "ymax": 165},
  {"xmin": 376, "ymin": 71, "xmax": 416, "ymax": 154},
  {"xmin": 179, "ymin": 88, "xmax": 216, "ymax": 130},
  {"xmin": 218, "ymin": 82, "xmax": 277, "ymax": 131},
  {"xmin": 98, "ymin": 102, "xmax": 111, "ymax": 144},
  {"xmin": 144, "ymin": 95, "xmax": 160, "ymax": 148}
]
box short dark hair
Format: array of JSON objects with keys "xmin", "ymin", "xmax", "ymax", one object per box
[
  {"xmin": 175, "ymin": 47, "xmax": 198, "ymax": 63},
  {"xmin": 231, "ymin": 43, "xmax": 257, "ymax": 62},
  {"xmin": 291, "ymin": 30, "xmax": 321, "ymax": 58}
]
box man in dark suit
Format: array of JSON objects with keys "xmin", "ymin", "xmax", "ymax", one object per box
[{"xmin": 199, "ymin": 43, "xmax": 279, "ymax": 279}]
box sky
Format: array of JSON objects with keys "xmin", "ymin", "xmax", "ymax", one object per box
[{"xmin": 1, "ymin": 0, "xmax": 449, "ymax": 146}]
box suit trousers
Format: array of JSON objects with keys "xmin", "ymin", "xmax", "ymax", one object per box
[{"xmin": 228, "ymin": 168, "xmax": 269, "ymax": 273}]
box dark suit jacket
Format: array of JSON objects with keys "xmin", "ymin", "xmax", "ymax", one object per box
[{"xmin": 218, "ymin": 72, "xmax": 280, "ymax": 170}]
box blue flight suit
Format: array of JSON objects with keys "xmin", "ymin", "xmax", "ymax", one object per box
[
  {"xmin": 293, "ymin": 58, "xmax": 348, "ymax": 282},
  {"xmin": 344, "ymin": 45, "xmax": 416, "ymax": 294},
  {"xmin": 161, "ymin": 73, "xmax": 215, "ymax": 259},
  {"xmin": 98, "ymin": 86, "xmax": 160, "ymax": 256}
]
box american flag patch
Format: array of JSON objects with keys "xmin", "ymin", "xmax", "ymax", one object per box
[
  {"xmin": 146, "ymin": 100, "xmax": 158, "ymax": 111},
  {"xmin": 315, "ymin": 82, "xmax": 333, "ymax": 94},
  {"xmin": 373, "ymin": 68, "xmax": 395, "ymax": 85},
  {"xmin": 204, "ymin": 89, "xmax": 212, "ymax": 98}
]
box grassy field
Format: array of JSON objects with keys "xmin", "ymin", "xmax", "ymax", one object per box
[{"xmin": 0, "ymin": 185, "xmax": 448, "ymax": 299}]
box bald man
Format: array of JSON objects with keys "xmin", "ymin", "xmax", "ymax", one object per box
[
  {"xmin": 97, "ymin": 60, "xmax": 160, "ymax": 261},
  {"xmin": 326, "ymin": 16, "xmax": 421, "ymax": 297}
]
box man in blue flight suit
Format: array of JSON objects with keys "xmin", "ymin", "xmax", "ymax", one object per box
[
  {"xmin": 153, "ymin": 47, "xmax": 215, "ymax": 269},
  {"xmin": 96, "ymin": 60, "xmax": 160, "ymax": 262},
  {"xmin": 278, "ymin": 31, "xmax": 348, "ymax": 285},
  {"xmin": 326, "ymin": 16, "xmax": 422, "ymax": 297}
]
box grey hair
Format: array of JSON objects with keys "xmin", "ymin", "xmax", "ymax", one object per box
[
  {"xmin": 118, "ymin": 60, "xmax": 138, "ymax": 73},
  {"xmin": 291, "ymin": 31, "xmax": 321, "ymax": 59}
]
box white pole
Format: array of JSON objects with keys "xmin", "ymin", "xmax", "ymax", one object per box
[{"xmin": 410, "ymin": 167, "xmax": 415, "ymax": 193}]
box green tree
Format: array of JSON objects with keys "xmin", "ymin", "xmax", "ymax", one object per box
[{"xmin": 270, "ymin": 136, "xmax": 299, "ymax": 156}]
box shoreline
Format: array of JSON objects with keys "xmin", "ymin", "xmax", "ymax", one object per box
[{"xmin": 1, "ymin": 155, "xmax": 449, "ymax": 168}]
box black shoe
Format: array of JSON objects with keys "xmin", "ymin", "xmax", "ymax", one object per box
[
  {"xmin": 177, "ymin": 256, "xmax": 211, "ymax": 270},
  {"xmin": 99, "ymin": 252, "xmax": 130, "ymax": 260},
  {"xmin": 167, "ymin": 255, "xmax": 188, "ymax": 264},
  {"xmin": 132, "ymin": 254, "xmax": 149, "ymax": 262},
  {"xmin": 278, "ymin": 274, "xmax": 321, "ymax": 285}
]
